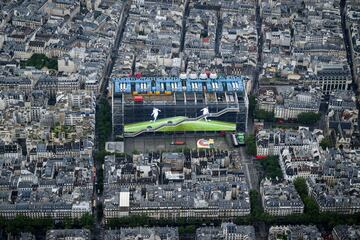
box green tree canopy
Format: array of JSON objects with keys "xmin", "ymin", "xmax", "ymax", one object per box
[
  {"xmin": 320, "ymin": 137, "xmax": 333, "ymax": 150},
  {"xmin": 79, "ymin": 213, "xmax": 94, "ymax": 229},
  {"xmin": 259, "ymin": 156, "xmax": 283, "ymax": 180},
  {"xmin": 96, "ymin": 98, "xmax": 112, "ymax": 151},
  {"xmin": 294, "ymin": 177, "xmax": 319, "ymax": 214},
  {"xmin": 248, "ymin": 95, "xmax": 256, "ymax": 118},
  {"xmin": 249, "ymin": 190, "xmax": 263, "ymax": 218},
  {"xmin": 22, "ymin": 54, "xmax": 58, "ymax": 70},
  {"xmin": 294, "ymin": 177, "xmax": 308, "ymax": 197},
  {"xmin": 255, "ymin": 109, "xmax": 275, "ymax": 122},
  {"xmin": 245, "ymin": 134, "xmax": 257, "ymax": 156},
  {"xmin": 297, "ymin": 112, "xmax": 321, "ymax": 125},
  {"xmin": 4, "ymin": 216, "xmax": 54, "ymax": 236}
]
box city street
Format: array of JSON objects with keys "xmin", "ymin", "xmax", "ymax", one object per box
[
  {"xmin": 238, "ymin": 146, "xmax": 260, "ymax": 191},
  {"xmin": 92, "ymin": 1, "xmax": 131, "ymax": 239}
]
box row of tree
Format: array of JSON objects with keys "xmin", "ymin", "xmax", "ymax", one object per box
[
  {"xmin": 293, "ymin": 177, "xmax": 319, "ymax": 214},
  {"xmin": 96, "ymin": 98, "xmax": 112, "ymax": 151},
  {"xmin": 107, "ymin": 215, "xmax": 223, "ymax": 234},
  {"xmin": 95, "ymin": 98, "xmax": 112, "ymax": 194},
  {"xmin": 254, "ymin": 110, "xmax": 321, "ymax": 125},
  {"xmin": 255, "ymin": 109, "xmax": 275, "ymax": 122},
  {"xmin": 248, "ymin": 95, "xmax": 257, "ymax": 118},
  {"xmin": 245, "ymin": 134, "xmax": 257, "ymax": 156},
  {"xmin": 297, "ymin": 112, "xmax": 321, "ymax": 125},
  {"xmin": 0, "ymin": 213, "xmax": 94, "ymax": 237}
]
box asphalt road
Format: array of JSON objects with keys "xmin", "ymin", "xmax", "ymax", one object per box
[
  {"xmin": 252, "ymin": 0, "xmax": 263, "ymax": 94},
  {"xmin": 180, "ymin": 0, "xmax": 190, "ymax": 52},
  {"xmin": 238, "ymin": 146, "xmax": 260, "ymax": 191},
  {"xmin": 92, "ymin": 2, "xmax": 131, "ymax": 239}
]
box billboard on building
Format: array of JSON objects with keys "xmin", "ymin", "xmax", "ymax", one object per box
[
  {"xmin": 197, "ymin": 139, "xmax": 215, "ymax": 149},
  {"xmin": 123, "ymin": 106, "xmax": 236, "ymax": 134}
]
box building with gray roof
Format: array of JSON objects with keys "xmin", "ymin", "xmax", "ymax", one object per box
[
  {"xmin": 261, "ymin": 178, "xmax": 304, "ymax": 216},
  {"xmin": 307, "ymin": 150, "xmax": 360, "ymax": 214},
  {"xmin": 196, "ymin": 223, "xmax": 255, "ymax": 240},
  {"xmin": 256, "ymin": 127, "xmax": 322, "ymax": 157},
  {"xmin": 268, "ymin": 225, "xmax": 322, "ymax": 240},
  {"xmin": 333, "ymin": 225, "xmax": 360, "ymax": 240},
  {"xmin": 104, "ymin": 181, "xmax": 250, "ymax": 221},
  {"xmin": 46, "ymin": 229, "xmax": 91, "ymax": 240},
  {"xmin": 105, "ymin": 227, "xmax": 179, "ymax": 240}
]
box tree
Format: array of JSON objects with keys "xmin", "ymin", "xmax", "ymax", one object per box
[
  {"xmin": 259, "ymin": 156, "xmax": 283, "ymax": 180},
  {"xmin": 5, "ymin": 216, "xmax": 53, "ymax": 236},
  {"xmin": 5, "ymin": 215, "xmax": 33, "ymax": 234},
  {"xmin": 297, "ymin": 112, "xmax": 321, "ymax": 125},
  {"xmin": 178, "ymin": 225, "xmax": 196, "ymax": 235},
  {"xmin": 303, "ymin": 196, "xmax": 319, "ymax": 214},
  {"xmin": 320, "ymin": 137, "xmax": 333, "ymax": 150},
  {"xmin": 248, "ymin": 95, "xmax": 256, "ymax": 118},
  {"xmin": 63, "ymin": 217, "xmax": 73, "ymax": 229},
  {"xmin": 97, "ymin": 203, "xmax": 103, "ymax": 220},
  {"xmin": 255, "ymin": 109, "xmax": 275, "ymax": 122},
  {"xmin": 245, "ymin": 134, "xmax": 257, "ymax": 156},
  {"xmin": 46, "ymin": 58, "xmax": 58, "ymax": 70},
  {"xmin": 96, "ymin": 98, "xmax": 112, "ymax": 151},
  {"xmin": 294, "ymin": 177, "xmax": 319, "ymax": 215},
  {"xmin": 293, "ymin": 177, "xmax": 308, "ymax": 198},
  {"xmin": 97, "ymin": 167, "xmax": 104, "ymax": 194},
  {"xmin": 249, "ymin": 190, "xmax": 263, "ymax": 218},
  {"xmin": 95, "ymin": 150, "xmax": 109, "ymax": 165},
  {"xmin": 79, "ymin": 213, "xmax": 94, "ymax": 229},
  {"xmin": 107, "ymin": 215, "xmax": 151, "ymax": 228},
  {"xmin": 22, "ymin": 53, "xmax": 58, "ymax": 70}
]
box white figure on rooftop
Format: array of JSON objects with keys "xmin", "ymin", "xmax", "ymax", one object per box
[
  {"xmin": 201, "ymin": 107, "xmax": 210, "ymax": 121},
  {"xmin": 151, "ymin": 107, "xmax": 161, "ymax": 122}
]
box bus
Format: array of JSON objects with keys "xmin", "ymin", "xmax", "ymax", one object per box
[
  {"xmin": 236, "ymin": 132, "xmax": 245, "ymax": 146},
  {"xmin": 232, "ymin": 132, "xmax": 245, "ymax": 147}
]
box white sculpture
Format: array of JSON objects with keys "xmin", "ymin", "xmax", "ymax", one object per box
[
  {"xmin": 200, "ymin": 107, "xmax": 210, "ymax": 121},
  {"xmin": 151, "ymin": 107, "xmax": 161, "ymax": 122}
]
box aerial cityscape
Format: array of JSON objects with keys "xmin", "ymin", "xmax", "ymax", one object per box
[{"xmin": 0, "ymin": 0, "xmax": 360, "ymax": 239}]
